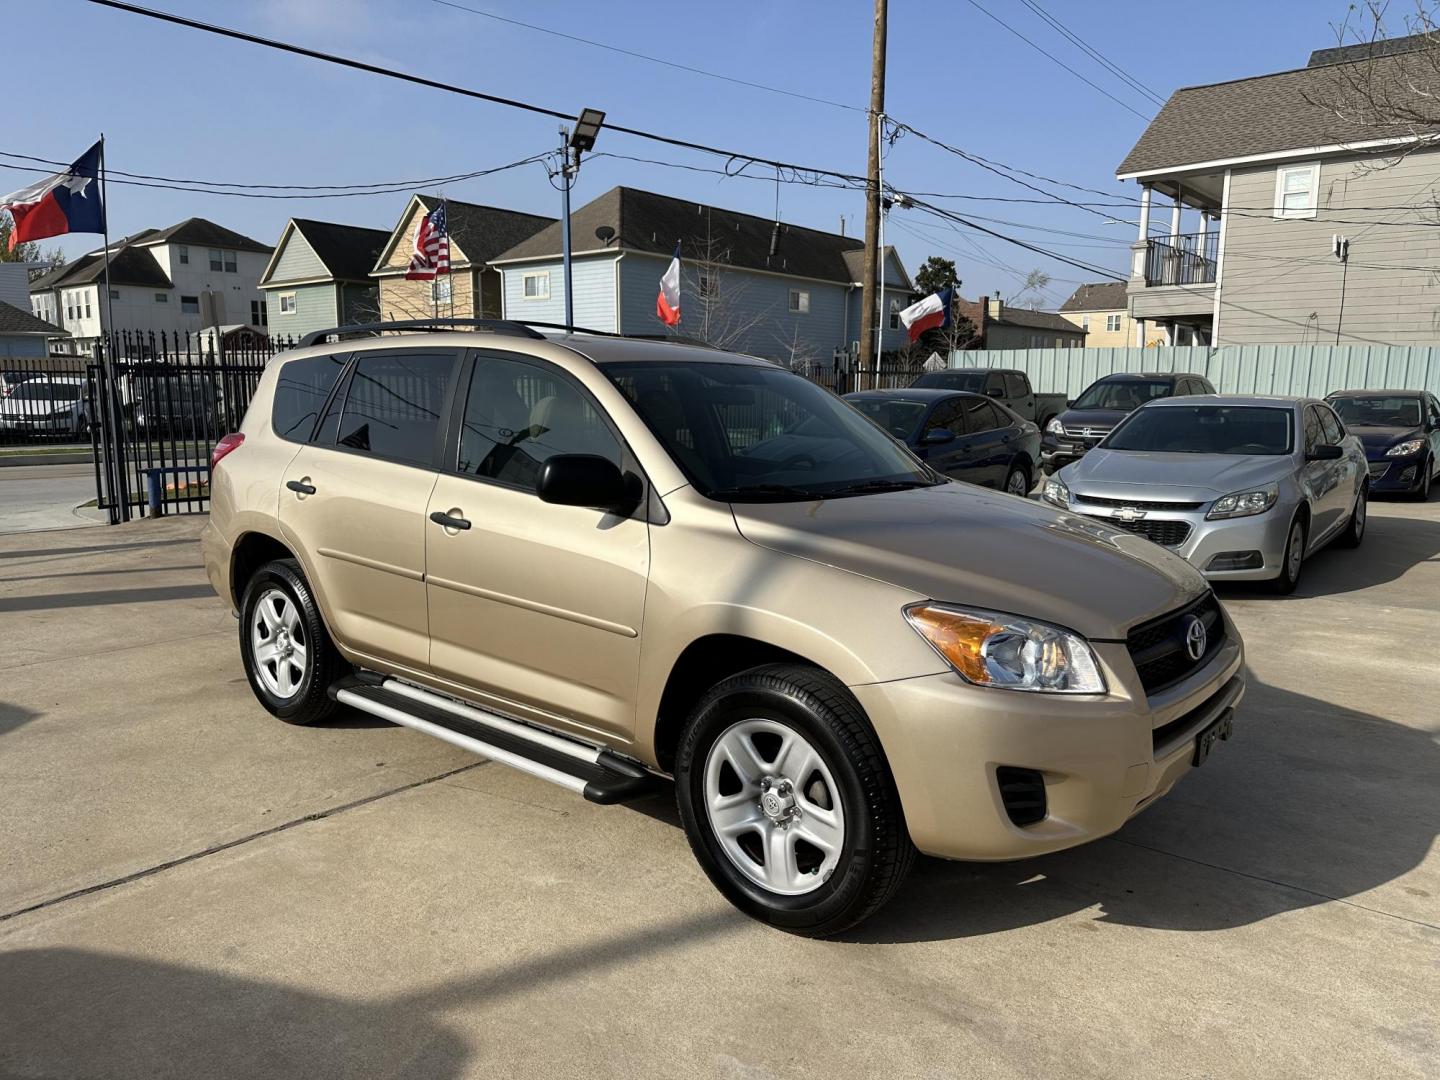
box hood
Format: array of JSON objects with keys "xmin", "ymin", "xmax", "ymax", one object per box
[
  {"xmin": 731, "ymin": 483, "xmax": 1205, "ymax": 640},
  {"xmin": 1063, "ymin": 449, "xmax": 1291, "ymax": 500},
  {"xmin": 1056, "ymin": 407, "xmax": 1132, "ymax": 429},
  {"xmin": 1350, "ymin": 425, "xmax": 1424, "ymax": 454}
]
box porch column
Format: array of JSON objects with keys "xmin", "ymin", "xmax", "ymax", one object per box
[
  {"xmin": 1135, "ymin": 317, "xmax": 1145, "ymax": 347},
  {"xmin": 1136, "ymin": 185, "xmax": 1151, "ymax": 242},
  {"xmin": 1170, "ymin": 183, "xmax": 1182, "ymax": 238},
  {"xmin": 1132, "ymin": 185, "xmax": 1153, "ymax": 280}
]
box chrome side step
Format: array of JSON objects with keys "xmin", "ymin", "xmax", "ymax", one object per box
[{"xmin": 328, "ymin": 676, "xmax": 655, "ymax": 804}]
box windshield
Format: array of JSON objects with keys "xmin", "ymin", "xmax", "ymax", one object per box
[
  {"xmin": 1104, "ymin": 405, "xmax": 1294, "ymax": 455},
  {"xmin": 844, "ymin": 396, "xmax": 929, "ymax": 440},
  {"xmin": 604, "ymin": 361, "xmax": 939, "ymax": 501},
  {"xmin": 1072, "ymin": 379, "xmax": 1176, "ymax": 411},
  {"xmin": 1329, "ymin": 395, "xmax": 1422, "ymax": 428},
  {"xmin": 910, "ymin": 371, "xmax": 985, "ymax": 392}
]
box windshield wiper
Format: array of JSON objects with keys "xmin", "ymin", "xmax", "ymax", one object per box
[
  {"xmin": 708, "ymin": 483, "xmax": 831, "ymax": 502},
  {"xmin": 826, "ymin": 478, "xmax": 940, "ymax": 495}
]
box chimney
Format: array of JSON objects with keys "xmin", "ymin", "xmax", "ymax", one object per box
[{"xmin": 989, "ymin": 290, "xmax": 1003, "ymax": 320}]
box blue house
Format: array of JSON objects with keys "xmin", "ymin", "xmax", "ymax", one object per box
[{"xmin": 489, "ymin": 186, "xmax": 913, "ymax": 366}]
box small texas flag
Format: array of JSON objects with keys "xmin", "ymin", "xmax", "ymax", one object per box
[
  {"xmin": 898, "ymin": 286, "xmax": 954, "ymax": 342},
  {"xmin": 656, "ymin": 243, "xmax": 681, "ymax": 326},
  {"xmin": 1, "ymin": 140, "xmax": 105, "ymax": 249}
]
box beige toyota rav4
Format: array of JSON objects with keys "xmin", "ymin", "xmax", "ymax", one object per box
[{"xmin": 201, "ymin": 322, "xmax": 1244, "ymax": 936}]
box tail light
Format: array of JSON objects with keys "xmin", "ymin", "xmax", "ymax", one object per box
[{"xmin": 211, "ymin": 432, "xmax": 245, "ymax": 468}]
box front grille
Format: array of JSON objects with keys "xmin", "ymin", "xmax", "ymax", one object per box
[
  {"xmin": 1075, "ymin": 494, "xmax": 1204, "ymax": 511},
  {"xmin": 1084, "ymin": 514, "xmax": 1192, "ymax": 547},
  {"xmin": 995, "ymin": 766, "xmax": 1047, "ymax": 826},
  {"xmin": 1063, "ymin": 425, "xmax": 1112, "ymax": 440},
  {"xmin": 1127, "ymin": 592, "xmax": 1227, "ymax": 695},
  {"xmin": 1368, "ymin": 461, "xmax": 1390, "ymax": 480}
]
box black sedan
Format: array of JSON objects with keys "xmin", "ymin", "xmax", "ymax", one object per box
[
  {"xmin": 1040, "ymin": 371, "xmax": 1215, "ymax": 475},
  {"xmin": 843, "ymin": 388, "xmax": 1040, "ymax": 494},
  {"xmin": 1327, "ymin": 389, "xmax": 1440, "ymax": 499}
]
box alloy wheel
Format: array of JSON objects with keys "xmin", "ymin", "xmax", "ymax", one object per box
[
  {"xmin": 1287, "ymin": 521, "xmax": 1305, "ymax": 581},
  {"xmin": 250, "ymin": 586, "xmax": 308, "ymax": 699},
  {"xmin": 703, "ymin": 719, "xmax": 846, "ymax": 896},
  {"xmin": 1006, "ymin": 468, "xmax": 1029, "ymax": 496}
]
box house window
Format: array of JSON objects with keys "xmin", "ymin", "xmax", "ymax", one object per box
[
  {"xmin": 522, "ymin": 271, "xmax": 550, "ymax": 299},
  {"xmin": 788, "ymin": 289, "xmax": 810, "ymax": 314},
  {"xmin": 224, "ymin": 250, "xmax": 237, "ymax": 273},
  {"xmin": 84, "ymin": 295, "xmax": 91, "ymax": 318},
  {"xmin": 1081, "ymin": 315, "xmax": 1090, "ymax": 330},
  {"xmin": 109, "ymin": 289, "xmax": 120, "ymax": 300},
  {"xmin": 1275, "ymin": 163, "xmax": 1320, "ymax": 219},
  {"xmin": 278, "ymin": 293, "xmax": 297, "ymax": 315},
  {"xmin": 181, "ymin": 295, "xmax": 200, "ymax": 314},
  {"xmin": 251, "ymin": 299, "xmax": 267, "ymax": 327},
  {"xmin": 178, "ymin": 245, "xmax": 189, "ymax": 265},
  {"xmin": 154, "ymin": 292, "xmax": 168, "ymax": 303},
  {"xmin": 1106, "ymin": 313, "xmax": 1122, "ymax": 332},
  {"xmin": 888, "ymin": 299, "xmax": 901, "ymax": 330},
  {"xmin": 432, "ymin": 277, "xmax": 452, "ymax": 303},
  {"xmin": 209, "ymin": 248, "xmax": 223, "ymax": 272}
]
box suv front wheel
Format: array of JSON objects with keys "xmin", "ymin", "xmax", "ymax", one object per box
[
  {"xmin": 675, "ymin": 664, "xmax": 914, "ymax": 937},
  {"xmin": 239, "ymin": 558, "xmax": 344, "ymax": 725}
]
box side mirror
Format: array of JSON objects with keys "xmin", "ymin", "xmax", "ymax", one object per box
[
  {"xmin": 986, "ymin": 388, "xmax": 1004, "ymax": 399},
  {"xmin": 1307, "ymin": 443, "xmax": 1344, "ymax": 461},
  {"xmin": 922, "ymin": 427, "xmax": 957, "ymax": 445},
  {"xmin": 538, "ymin": 454, "xmax": 638, "ymax": 514},
  {"xmin": 1066, "ymin": 399, "xmax": 1076, "ymax": 407}
]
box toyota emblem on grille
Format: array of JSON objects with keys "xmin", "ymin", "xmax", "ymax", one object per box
[
  {"xmin": 1184, "ymin": 615, "xmax": 1207, "ymax": 661},
  {"xmin": 1113, "ymin": 506, "xmax": 1146, "ymax": 523}
]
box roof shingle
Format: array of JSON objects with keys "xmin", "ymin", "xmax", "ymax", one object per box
[
  {"xmin": 1059, "ymin": 281, "xmax": 1128, "ymax": 312},
  {"xmin": 287, "ymin": 219, "xmax": 390, "ymax": 282},
  {"xmin": 133, "ymin": 218, "xmax": 272, "ymax": 254},
  {"xmin": 0, "ymin": 300, "xmax": 65, "ymax": 336}
]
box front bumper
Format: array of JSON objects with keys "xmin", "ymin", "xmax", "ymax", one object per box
[
  {"xmin": 1040, "ymin": 433, "xmax": 1098, "ymax": 473},
  {"xmin": 1066, "ymin": 499, "xmax": 1294, "ymax": 582},
  {"xmin": 1366, "ymin": 455, "xmax": 1428, "ymax": 493},
  {"xmin": 851, "ymin": 623, "xmax": 1245, "ymax": 860}
]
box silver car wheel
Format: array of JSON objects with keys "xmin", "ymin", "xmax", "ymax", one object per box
[
  {"xmin": 1006, "ymin": 467, "xmax": 1029, "ymax": 496},
  {"xmin": 1352, "ymin": 489, "xmax": 1366, "ymax": 538},
  {"xmin": 703, "ymin": 718, "xmax": 846, "ymax": 896},
  {"xmin": 250, "ymin": 586, "xmax": 308, "ymax": 700},
  {"xmin": 1286, "ymin": 520, "xmax": 1305, "ymax": 581}
]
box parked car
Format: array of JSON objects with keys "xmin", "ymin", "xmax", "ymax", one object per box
[
  {"xmin": 909, "ymin": 367, "xmax": 1066, "ymax": 429},
  {"xmin": 1041, "ymin": 372, "xmax": 1216, "ymax": 475},
  {"xmin": 844, "ymin": 388, "xmax": 1039, "ymax": 494},
  {"xmin": 1044, "ymin": 396, "xmax": 1367, "ymax": 593},
  {"xmin": 1325, "ymin": 389, "xmax": 1440, "ymax": 500},
  {"xmin": 130, "ymin": 374, "xmax": 219, "ymax": 436},
  {"xmin": 0, "ymin": 375, "xmax": 90, "ymax": 437},
  {"xmin": 203, "ymin": 324, "xmax": 1244, "ymax": 936}
]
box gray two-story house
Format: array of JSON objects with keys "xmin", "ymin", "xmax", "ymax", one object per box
[
  {"xmin": 489, "ymin": 186, "xmax": 913, "ymax": 365},
  {"xmin": 1118, "ymin": 34, "xmax": 1440, "ymax": 347},
  {"xmin": 260, "ymin": 218, "xmax": 390, "ymax": 341}
]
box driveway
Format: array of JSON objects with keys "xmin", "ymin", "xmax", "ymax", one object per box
[
  {"xmin": 0, "ymin": 505, "xmax": 1436, "ymax": 1079},
  {"xmin": 0, "ymin": 461, "xmax": 106, "ymax": 533}
]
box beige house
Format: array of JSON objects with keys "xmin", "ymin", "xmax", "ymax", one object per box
[
  {"xmin": 1058, "ymin": 282, "xmax": 1157, "ymax": 347},
  {"xmin": 1117, "ymin": 33, "xmax": 1440, "ymax": 346},
  {"xmin": 371, "ymin": 196, "xmax": 554, "ymax": 322}
]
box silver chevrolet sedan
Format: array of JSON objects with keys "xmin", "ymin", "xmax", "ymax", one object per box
[{"xmin": 1042, "ymin": 395, "xmax": 1368, "ymax": 593}]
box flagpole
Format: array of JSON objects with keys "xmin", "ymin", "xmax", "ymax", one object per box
[{"xmin": 97, "ymin": 133, "xmax": 130, "ymax": 523}]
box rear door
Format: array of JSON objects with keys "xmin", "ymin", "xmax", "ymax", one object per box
[
  {"xmin": 958, "ymin": 396, "xmax": 1010, "ymax": 487},
  {"xmin": 279, "ymin": 347, "xmax": 460, "ymax": 672},
  {"xmin": 1299, "ymin": 404, "xmax": 1345, "ymax": 540}
]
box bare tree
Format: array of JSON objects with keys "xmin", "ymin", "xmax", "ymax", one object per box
[
  {"xmin": 1007, "ymin": 268, "xmax": 1053, "ymax": 309},
  {"xmin": 670, "ymin": 211, "xmax": 776, "ymax": 353}
]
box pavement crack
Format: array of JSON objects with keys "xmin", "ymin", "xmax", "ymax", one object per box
[{"xmin": 0, "ymin": 761, "xmax": 487, "ymax": 925}]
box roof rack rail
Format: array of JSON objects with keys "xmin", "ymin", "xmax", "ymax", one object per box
[{"xmin": 297, "ymin": 319, "xmax": 547, "ymax": 348}]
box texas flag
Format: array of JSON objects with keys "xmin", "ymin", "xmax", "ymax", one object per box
[
  {"xmin": 1, "ymin": 141, "xmax": 105, "ymax": 249},
  {"xmin": 656, "ymin": 243, "xmax": 681, "ymax": 326},
  {"xmin": 898, "ymin": 287, "xmax": 954, "ymax": 342}
]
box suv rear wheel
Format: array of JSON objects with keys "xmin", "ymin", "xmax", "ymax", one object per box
[
  {"xmin": 239, "ymin": 558, "xmax": 343, "ymax": 725},
  {"xmin": 674, "ymin": 664, "xmax": 914, "ymax": 937}
]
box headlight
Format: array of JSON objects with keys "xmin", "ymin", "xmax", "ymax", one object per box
[
  {"xmin": 1386, "ymin": 439, "xmax": 1425, "ymax": 457},
  {"xmin": 1206, "ymin": 485, "xmax": 1278, "ymax": 520},
  {"xmin": 1045, "ymin": 416, "xmax": 1065, "ymax": 436},
  {"xmin": 1042, "ymin": 476, "xmax": 1070, "ymax": 507},
  {"xmin": 904, "ymin": 604, "xmax": 1105, "ymax": 694}
]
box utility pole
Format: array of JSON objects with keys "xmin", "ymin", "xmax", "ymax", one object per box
[
  {"xmin": 559, "ymin": 125, "xmax": 574, "ymax": 332},
  {"xmin": 1333, "ymin": 234, "xmax": 1350, "ymax": 346},
  {"xmin": 858, "ymin": 0, "xmax": 887, "ymax": 388}
]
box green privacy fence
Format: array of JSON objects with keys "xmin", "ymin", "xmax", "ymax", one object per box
[{"xmin": 952, "ymin": 345, "xmax": 1440, "ymax": 400}]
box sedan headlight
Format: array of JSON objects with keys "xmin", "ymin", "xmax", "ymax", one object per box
[
  {"xmin": 904, "ymin": 604, "xmax": 1105, "ymax": 694},
  {"xmin": 1042, "ymin": 476, "xmax": 1070, "ymax": 507},
  {"xmin": 1206, "ymin": 485, "xmax": 1278, "ymax": 520},
  {"xmin": 1045, "ymin": 416, "xmax": 1065, "ymax": 436},
  {"xmin": 1386, "ymin": 439, "xmax": 1425, "ymax": 457}
]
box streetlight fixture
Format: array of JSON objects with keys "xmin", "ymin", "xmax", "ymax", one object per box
[{"xmin": 558, "ymin": 107, "xmax": 606, "ymax": 331}]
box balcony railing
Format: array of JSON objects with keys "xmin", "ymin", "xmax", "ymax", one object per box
[{"xmin": 1144, "ymin": 231, "xmax": 1218, "ymax": 287}]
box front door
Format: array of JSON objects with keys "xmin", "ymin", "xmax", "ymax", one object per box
[
  {"xmin": 424, "ymin": 351, "xmax": 649, "ymax": 742},
  {"xmin": 1299, "ymin": 404, "xmax": 1346, "ymax": 541},
  {"xmin": 279, "ymin": 347, "xmax": 459, "ymax": 672}
]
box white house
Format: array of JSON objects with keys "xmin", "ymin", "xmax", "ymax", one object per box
[{"xmin": 30, "ymin": 218, "xmax": 273, "ymax": 353}]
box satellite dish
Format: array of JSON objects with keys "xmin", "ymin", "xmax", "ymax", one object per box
[{"xmin": 595, "ymin": 225, "xmax": 616, "ymax": 244}]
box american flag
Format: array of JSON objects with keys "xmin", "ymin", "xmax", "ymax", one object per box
[{"xmin": 405, "ymin": 201, "xmax": 450, "ymax": 281}]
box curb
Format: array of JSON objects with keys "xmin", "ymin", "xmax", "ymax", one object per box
[{"xmin": 0, "ymin": 453, "xmax": 94, "ymax": 468}]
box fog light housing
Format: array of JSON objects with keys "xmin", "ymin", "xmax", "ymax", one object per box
[
  {"xmin": 996, "ymin": 766, "xmax": 1047, "ymax": 826},
  {"xmin": 1205, "ymin": 550, "xmax": 1264, "ymax": 572}
]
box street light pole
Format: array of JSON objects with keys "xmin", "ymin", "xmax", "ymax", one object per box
[{"xmin": 559, "ymin": 126, "xmax": 574, "ymax": 332}]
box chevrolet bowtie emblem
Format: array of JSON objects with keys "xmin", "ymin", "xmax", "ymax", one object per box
[{"xmin": 1113, "ymin": 506, "xmax": 1146, "ymax": 523}]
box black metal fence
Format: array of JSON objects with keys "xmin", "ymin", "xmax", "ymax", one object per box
[{"xmin": 0, "ymin": 354, "xmax": 93, "ymax": 446}]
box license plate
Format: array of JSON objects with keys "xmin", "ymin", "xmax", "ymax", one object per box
[{"xmin": 1192, "ymin": 709, "xmax": 1234, "ymax": 767}]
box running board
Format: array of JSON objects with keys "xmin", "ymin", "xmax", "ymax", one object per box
[{"xmin": 329, "ymin": 676, "xmax": 656, "ymax": 804}]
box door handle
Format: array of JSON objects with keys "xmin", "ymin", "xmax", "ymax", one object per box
[
  {"xmin": 429, "ymin": 510, "xmax": 472, "ymax": 531},
  {"xmin": 286, "ymin": 479, "xmax": 316, "ymax": 495}
]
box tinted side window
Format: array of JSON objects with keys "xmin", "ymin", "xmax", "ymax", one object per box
[
  {"xmin": 1197, "ymin": 377, "xmax": 1217, "ymax": 394},
  {"xmin": 1003, "ymin": 372, "xmax": 1029, "ymax": 399},
  {"xmin": 458, "ymin": 354, "xmax": 621, "ymax": 493},
  {"xmin": 272, "ymin": 354, "xmax": 348, "ymax": 442},
  {"xmin": 984, "ymin": 372, "xmax": 1005, "ymax": 398},
  {"xmin": 1429, "ymin": 395, "xmax": 1440, "ymax": 422},
  {"xmin": 960, "ymin": 396, "xmax": 1000, "ymax": 433},
  {"xmin": 1318, "ymin": 405, "xmax": 1345, "ymax": 444},
  {"xmin": 924, "ymin": 399, "xmax": 963, "ymax": 438},
  {"xmin": 333, "ymin": 350, "xmax": 454, "ymax": 467},
  {"xmin": 1302, "ymin": 406, "xmax": 1324, "ymax": 453}
]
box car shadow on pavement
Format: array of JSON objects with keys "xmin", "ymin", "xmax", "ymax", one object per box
[
  {"xmin": 843, "ymin": 675, "xmax": 1438, "ymax": 943},
  {"xmin": 0, "ymin": 909, "xmax": 742, "ymax": 1080},
  {"xmin": 0, "ymin": 701, "xmax": 42, "ymax": 737}
]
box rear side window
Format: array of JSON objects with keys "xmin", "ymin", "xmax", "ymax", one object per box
[
  {"xmin": 1003, "ymin": 372, "xmax": 1029, "ymax": 399},
  {"xmin": 332, "ymin": 350, "xmax": 455, "ymax": 467},
  {"xmin": 272, "ymin": 354, "xmax": 347, "ymax": 442},
  {"xmin": 959, "ymin": 396, "xmax": 1002, "ymax": 434}
]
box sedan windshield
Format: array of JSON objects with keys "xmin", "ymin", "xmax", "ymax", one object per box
[
  {"xmin": 604, "ymin": 361, "xmax": 939, "ymax": 501},
  {"xmin": 1104, "ymin": 405, "xmax": 1294, "ymax": 455},
  {"xmin": 1072, "ymin": 379, "xmax": 1176, "ymax": 411},
  {"xmin": 844, "ymin": 396, "xmax": 929, "ymax": 439},
  {"xmin": 1329, "ymin": 395, "xmax": 1422, "ymax": 428},
  {"xmin": 910, "ymin": 371, "xmax": 984, "ymax": 392}
]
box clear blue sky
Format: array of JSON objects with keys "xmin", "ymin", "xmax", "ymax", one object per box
[{"xmin": 9, "ymin": 0, "xmax": 1353, "ymax": 309}]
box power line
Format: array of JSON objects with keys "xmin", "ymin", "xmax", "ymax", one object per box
[
  {"xmin": 959, "ymin": 0, "xmax": 1152, "ymax": 121},
  {"xmin": 427, "ymin": 0, "xmax": 862, "ymax": 113},
  {"xmin": 1014, "ymin": 0, "xmax": 1166, "ymax": 107}
]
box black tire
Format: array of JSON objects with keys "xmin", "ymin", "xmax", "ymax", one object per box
[
  {"xmin": 1414, "ymin": 457, "xmax": 1433, "ymax": 501},
  {"xmin": 674, "ymin": 663, "xmax": 915, "ymax": 937},
  {"xmin": 1270, "ymin": 514, "xmax": 1307, "ymax": 595},
  {"xmin": 239, "ymin": 558, "xmax": 343, "ymax": 725},
  {"xmin": 1004, "ymin": 462, "xmax": 1031, "ymax": 497},
  {"xmin": 1336, "ymin": 485, "xmax": 1366, "ymax": 548}
]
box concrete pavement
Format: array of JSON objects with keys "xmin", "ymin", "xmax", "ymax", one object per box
[
  {"xmin": 0, "ymin": 504, "xmax": 1436, "ymax": 1078},
  {"xmin": 0, "ymin": 460, "xmax": 106, "ymax": 534}
]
